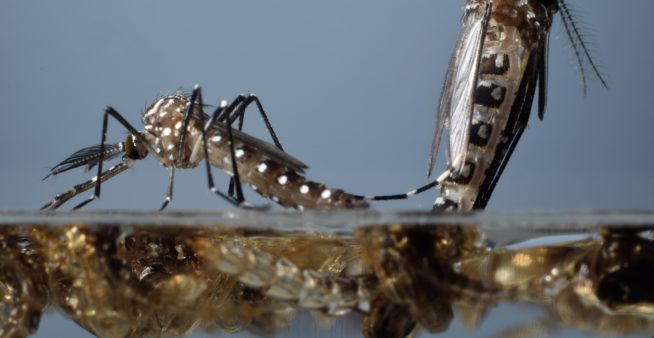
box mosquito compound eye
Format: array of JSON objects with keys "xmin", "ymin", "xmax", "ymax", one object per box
[
  {"xmin": 123, "ymin": 135, "xmax": 135, "ymax": 159},
  {"xmin": 123, "ymin": 134, "xmax": 147, "ymax": 160}
]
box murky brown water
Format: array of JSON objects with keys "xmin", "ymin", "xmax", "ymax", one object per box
[{"xmin": 1, "ymin": 210, "xmax": 653, "ymax": 337}]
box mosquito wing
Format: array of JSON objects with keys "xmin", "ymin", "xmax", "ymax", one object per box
[
  {"xmin": 211, "ymin": 123, "xmax": 309, "ymax": 173},
  {"xmin": 428, "ymin": 3, "xmax": 491, "ymax": 176}
]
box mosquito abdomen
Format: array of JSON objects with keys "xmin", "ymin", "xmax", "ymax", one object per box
[
  {"xmin": 434, "ymin": 0, "xmax": 556, "ymax": 211},
  {"xmin": 206, "ymin": 133, "xmax": 368, "ymax": 210}
]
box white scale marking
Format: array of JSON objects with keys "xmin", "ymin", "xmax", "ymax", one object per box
[
  {"xmin": 235, "ymin": 149, "xmax": 245, "ymax": 158},
  {"xmin": 437, "ymin": 169, "xmax": 451, "ymax": 184},
  {"xmin": 210, "ymin": 135, "xmax": 222, "ymax": 143},
  {"xmin": 460, "ymin": 164, "xmax": 472, "ymax": 178},
  {"xmin": 162, "ymin": 127, "xmax": 172, "ymax": 136},
  {"xmin": 526, "ymin": 10, "xmax": 535, "ymax": 20},
  {"xmin": 491, "ymin": 87, "xmax": 503, "ymax": 101},
  {"xmin": 478, "ymin": 80, "xmax": 492, "ymax": 88},
  {"xmin": 495, "ymin": 54, "xmax": 505, "ymax": 68},
  {"xmin": 479, "ymin": 125, "xmax": 489, "ymax": 139},
  {"xmin": 162, "ymin": 100, "xmax": 174, "ymax": 112},
  {"xmin": 257, "ymin": 163, "xmax": 268, "ymax": 173},
  {"xmin": 299, "ymin": 185, "xmax": 309, "ymax": 194},
  {"xmin": 144, "ymin": 99, "xmax": 165, "ymax": 117},
  {"xmin": 320, "ymin": 189, "xmax": 331, "ymax": 199},
  {"xmin": 277, "ymin": 175, "xmax": 288, "ymax": 185}
]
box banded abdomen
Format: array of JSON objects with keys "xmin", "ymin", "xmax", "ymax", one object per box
[
  {"xmin": 431, "ymin": 0, "xmax": 557, "ymax": 211},
  {"xmin": 205, "ymin": 130, "xmax": 369, "ymax": 210},
  {"xmin": 431, "ymin": 0, "xmax": 606, "ymax": 211}
]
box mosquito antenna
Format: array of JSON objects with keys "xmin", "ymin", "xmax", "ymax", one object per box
[
  {"xmin": 557, "ymin": 0, "xmax": 608, "ymax": 92},
  {"xmin": 42, "ymin": 143, "xmax": 123, "ymax": 180}
]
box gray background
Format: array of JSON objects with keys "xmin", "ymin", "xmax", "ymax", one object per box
[{"xmin": 1, "ymin": 1, "xmax": 652, "ymax": 337}]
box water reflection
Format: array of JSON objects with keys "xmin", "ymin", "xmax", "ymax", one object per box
[{"xmin": 0, "ymin": 211, "xmax": 652, "ymax": 337}]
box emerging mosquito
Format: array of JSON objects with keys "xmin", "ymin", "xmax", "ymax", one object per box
[
  {"xmin": 42, "ymin": 86, "xmax": 436, "ymax": 210},
  {"xmin": 428, "ymin": 0, "xmax": 606, "ymax": 211}
]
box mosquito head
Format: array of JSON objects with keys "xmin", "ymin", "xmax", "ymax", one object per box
[{"xmin": 141, "ymin": 94, "xmax": 205, "ymax": 168}]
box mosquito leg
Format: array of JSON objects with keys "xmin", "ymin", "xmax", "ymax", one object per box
[
  {"xmin": 73, "ymin": 106, "xmax": 159, "ymax": 210},
  {"xmin": 72, "ymin": 109, "xmax": 110, "ymax": 209},
  {"xmin": 199, "ymin": 98, "xmax": 229, "ymax": 202},
  {"xmin": 219, "ymin": 94, "xmax": 286, "ymax": 195},
  {"xmin": 201, "ymin": 97, "xmax": 250, "ymax": 198},
  {"xmin": 41, "ymin": 161, "xmax": 132, "ymax": 210},
  {"xmin": 350, "ymin": 180, "xmax": 439, "ymax": 202},
  {"xmin": 221, "ymin": 94, "xmax": 284, "ymax": 150},
  {"xmin": 203, "ymin": 97, "xmax": 247, "ymax": 203},
  {"xmin": 159, "ymin": 167, "xmax": 175, "ymax": 210},
  {"xmin": 189, "ymin": 86, "xmax": 265, "ymax": 209},
  {"xmin": 202, "ymin": 97, "xmax": 278, "ymax": 210},
  {"xmin": 223, "ymin": 118, "xmax": 270, "ymax": 210},
  {"xmin": 228, "ymin": 173, "xmax": 236, "ymax": 198},
  {"xmin": 179, "ymin": 86, "xmax": 228, "ymax": 202},
  {"xmin": 223, "ymin": 105, "xmax": 247, "ymax": 204},
  {"xmin": 226, "ymin": 100, "xmax": 244, "ymax": 199},
  {"xmin": 178, "ymin": 85, "xmax": 204, "ymax": 161},
  {"xmin": 204, "ymin": 94, "xmax": 285, "ymax": 149},
  {"xmin": 186, "ymin": 92, "xmax": 286, "ymax": 198}
]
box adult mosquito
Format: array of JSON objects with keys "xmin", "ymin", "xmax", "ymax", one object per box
[
  {"xmin": 42, "ymin": 86, "xmax": 436, "ymax": 210},
  {"xmin": 428, "ymin": 0, "xmax": 606, "ymax": 211}
]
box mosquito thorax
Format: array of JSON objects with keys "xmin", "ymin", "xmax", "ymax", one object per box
[
  {"xmin": 141, "ymin": 94, "xmax": 204, "ymax": 168},
  {"xmin": 483, "ymin": 0, "xmax": 555, "ymax": 44}
]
